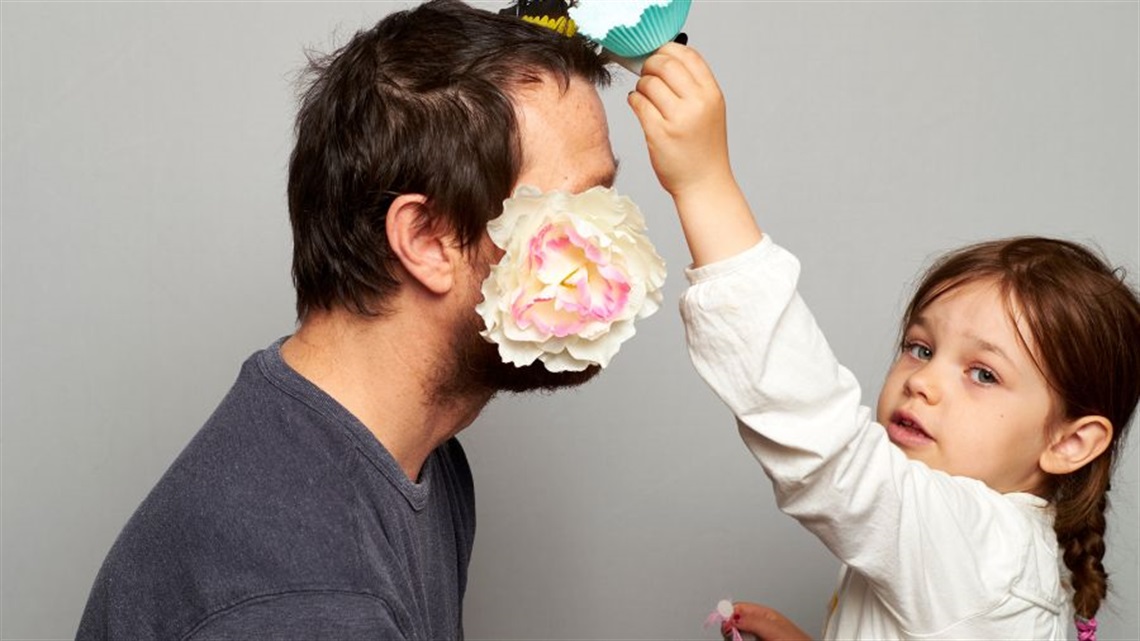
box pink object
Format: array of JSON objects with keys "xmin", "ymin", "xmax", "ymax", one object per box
[
  {"xmin": 510, "ymin": 221, "xmax": 632, "ymax": 338},
  {"xmin": 1076, "ymin": 617, "xmax": 1097, "ymax": 641},
  {"xmin": 705, "ymin": 600, "xmax": 742, "ymax": 641}
]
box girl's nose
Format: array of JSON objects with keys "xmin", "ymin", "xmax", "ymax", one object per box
[{"xmin": 904, "ymin": 363, "xmax": 941, "ymax": 404}]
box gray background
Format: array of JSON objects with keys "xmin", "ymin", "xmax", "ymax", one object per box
[{"xmin": 3, "ymin": 1, "xmax": 1138, "ymax": 639}]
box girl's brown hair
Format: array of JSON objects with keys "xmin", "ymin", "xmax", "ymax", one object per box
[{"xmin": 903, "ymin": 236, "xmax": 1140, "ymax": 621}]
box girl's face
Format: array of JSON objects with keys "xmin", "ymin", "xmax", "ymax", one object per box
[{"xmin": 876, "ymin": 278, "xmax": 1057, "ymax": 495}]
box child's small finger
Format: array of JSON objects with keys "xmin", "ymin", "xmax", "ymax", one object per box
[
  {"xmin": 633, "ymin": 73, "xmax": 681, "ymax": 117},
  {"xmin": 627, "ymin": 89, "xmax": 664, "ymax": 127},
  {"xmin": 641, "ymin": 47, "xmax": 697, "ymax": 86},
  {"xmin": 664, "ymin": 43, "xmax": 719, "ymax": 90},
  {"xmin": 646, "ymin": 42, "xmax": 718, "ymax": 97}
]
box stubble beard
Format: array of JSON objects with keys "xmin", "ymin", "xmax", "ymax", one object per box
[
  {"xmin": 430, "ymin": 244, "xmax": 600, "ymax": 406},
  {"xmin": 431, "ymin": 303, "xmax": 600, "ymax": 404}
]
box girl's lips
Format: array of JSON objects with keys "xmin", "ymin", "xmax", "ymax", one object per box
[{"xmin": 886, "ymin": 411, "xmax": 934, "ymax": 448}]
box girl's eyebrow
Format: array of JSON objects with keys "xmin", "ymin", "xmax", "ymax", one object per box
[
  {"xmin": 965, "ymin": 334, "xmax": 1013, "ymax": 363},
  {"xmin": 907, "ymin": 316, "xmax": 930, "ymax": 334},
  {"xmin": 912, "ymin": 315, "xmax": 1016, "ymax": 365}
]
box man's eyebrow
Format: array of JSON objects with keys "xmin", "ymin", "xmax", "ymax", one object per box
[{"xmin": 597, "ymin": 157, "xmax": 619, "ymax": 188}]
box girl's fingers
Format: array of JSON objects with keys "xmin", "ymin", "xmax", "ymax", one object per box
[
  {"xmin": 627, "ymin": 89, "xmax": 663, "ymax": 127},
  {"xmin": 640, "ymin": 46, "xmax": 701, "ymax": 100},
  {"xmin": 645, "ymin": 43, "xmax": 716, "ymax": 97},
  {"xmin": 632, "ymin": 73, "xmax": 681, "ymax": 118},
  {"xmin": 663, "ymin": 41, "xmax": 720, "ymax": 90},
  {"xmin": 733, "ymin": 602, "xmax": 813, "ymax": 641}
]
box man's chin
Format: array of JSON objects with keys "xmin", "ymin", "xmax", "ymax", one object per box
[
  {"xmin": 478, "ymin": 357, "xmax": 601, "ymax": 394},
  {"xmin": 440, "ymin": 324, "xmax": 601, "ymax": 400}
]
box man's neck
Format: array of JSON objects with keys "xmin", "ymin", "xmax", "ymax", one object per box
[{"xmin": 280, "ymin": 308, "xmax": 492, "ymax": 481}]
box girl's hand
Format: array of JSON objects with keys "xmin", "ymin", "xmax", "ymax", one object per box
[
  {"xmin": 721, "ymin": 601, "xmax": 813, "ymax": 641},
  {"xmin": 628, "ymin": 43, "xmax": 732, "ymax": 202},
  {"xmin": 627, "ymin": 43, "xmax": 762, "ymax": 267}
]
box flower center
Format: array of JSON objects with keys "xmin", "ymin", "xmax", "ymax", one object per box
[{"xmin": 510, "ymin": 222, "xmax": 631, "ymax": 337}]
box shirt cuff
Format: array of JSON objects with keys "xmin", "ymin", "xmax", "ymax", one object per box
[{"xmin": 684, "ymin": 234, "xmax": 773, "ymax": 285}]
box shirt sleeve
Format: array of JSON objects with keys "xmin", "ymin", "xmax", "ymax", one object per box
[
  {"xmin": 185, "ymin": 591, "xmax": 409, "ymax": 641},
  {"xmin": 679, "ymin": 236, "xmax": 1035, "ymax": 630}
]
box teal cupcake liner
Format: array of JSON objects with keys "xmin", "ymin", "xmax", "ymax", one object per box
[{"xmin": 595, "ymin": 0, "xmax": 692, "ymax": 58}]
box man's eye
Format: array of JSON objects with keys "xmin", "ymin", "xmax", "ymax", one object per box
[{"xmin": 969, "ymin": 367, "xmax": 999, "ymax": 385}]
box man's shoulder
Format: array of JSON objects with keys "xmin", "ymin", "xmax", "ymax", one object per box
[
  {"xmin": 77, "ymin": 346, "xmax": 382, "ymax": 639},
  {"xmin": 78, "ymin": 346, "xmax": 478, "ymax": 640}
]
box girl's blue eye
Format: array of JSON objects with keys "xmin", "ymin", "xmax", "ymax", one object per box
[
  {"xmin": 904, "ymin": 343, "xmax": 932, "ymax": 361},
  {"xmin": 969, "ymin": 367, "xmax": 999, "ymax": 385}
]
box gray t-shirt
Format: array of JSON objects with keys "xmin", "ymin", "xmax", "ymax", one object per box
[{"xmin": 77, "ymin": 339, "xmax": 476, "ymax": 640}]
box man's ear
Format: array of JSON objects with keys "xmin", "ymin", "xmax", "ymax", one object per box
[
  {"xmin": 386, "ymin": 194, "xmax": 457, "ymax": 295},
  {"xmin": 1040, "ymin": 415, "xmax": 1113, "ymax": 475}
]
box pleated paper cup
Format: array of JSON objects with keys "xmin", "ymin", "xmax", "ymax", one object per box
[{"xmin": 570, "ymin": 0, "xmax": 692, "ymax": 58}]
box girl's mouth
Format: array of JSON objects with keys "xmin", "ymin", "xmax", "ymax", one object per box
[{"xmin": 886, "ymin": 411, "xmax": 934, "ymax": 448}]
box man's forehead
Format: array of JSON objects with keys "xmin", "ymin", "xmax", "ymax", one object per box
[
  {"xmin": 512, "ymin": 73, "xmax": 604, "ymax": 121},
  {"xmin": 514, "ymin": 74, "xmax": 617, "ymax": 193}
]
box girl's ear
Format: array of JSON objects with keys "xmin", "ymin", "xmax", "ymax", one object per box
[
  {"xmin": 385, "ymin": 194, "xmax": 459, "ymax": 295},
  {"xmin": 1040, "ymin": 416, "xmax": 1113, "ymax": 475}
]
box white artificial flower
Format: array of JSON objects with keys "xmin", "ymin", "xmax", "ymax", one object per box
[{"xmin": 475, "ymin": 185, "xmax": 667, "ymax": 372}]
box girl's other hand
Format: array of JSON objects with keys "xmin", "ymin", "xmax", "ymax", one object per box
[{"xmin": 721, "ymin": 601, "xmax": 813, "ymax": 641}]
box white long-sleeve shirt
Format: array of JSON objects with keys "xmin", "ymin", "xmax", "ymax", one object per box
[{"xmin": 680, "ymin": 236, "xmax": 1072, "ymax": 640}]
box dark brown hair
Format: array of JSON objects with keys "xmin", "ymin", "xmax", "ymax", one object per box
[
  {"xmin": 903, "ymin": 236, "xmax": 1140, "ymax": 621},
  {"xmin": 288, "ymin": 0, "xmax": 609, "ymax": 319}
]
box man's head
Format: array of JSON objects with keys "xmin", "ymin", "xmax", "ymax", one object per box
[
  {"xmin": 288, "ymin": 0, "xmax": 611, "ymax": 320},
  {"xmin": 288, "ymin": 0, "xmax": 616, "ymax": 396},
  {"xmin": 441, "ymin": 71, "xmax": 617, "ymax": 397}
]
